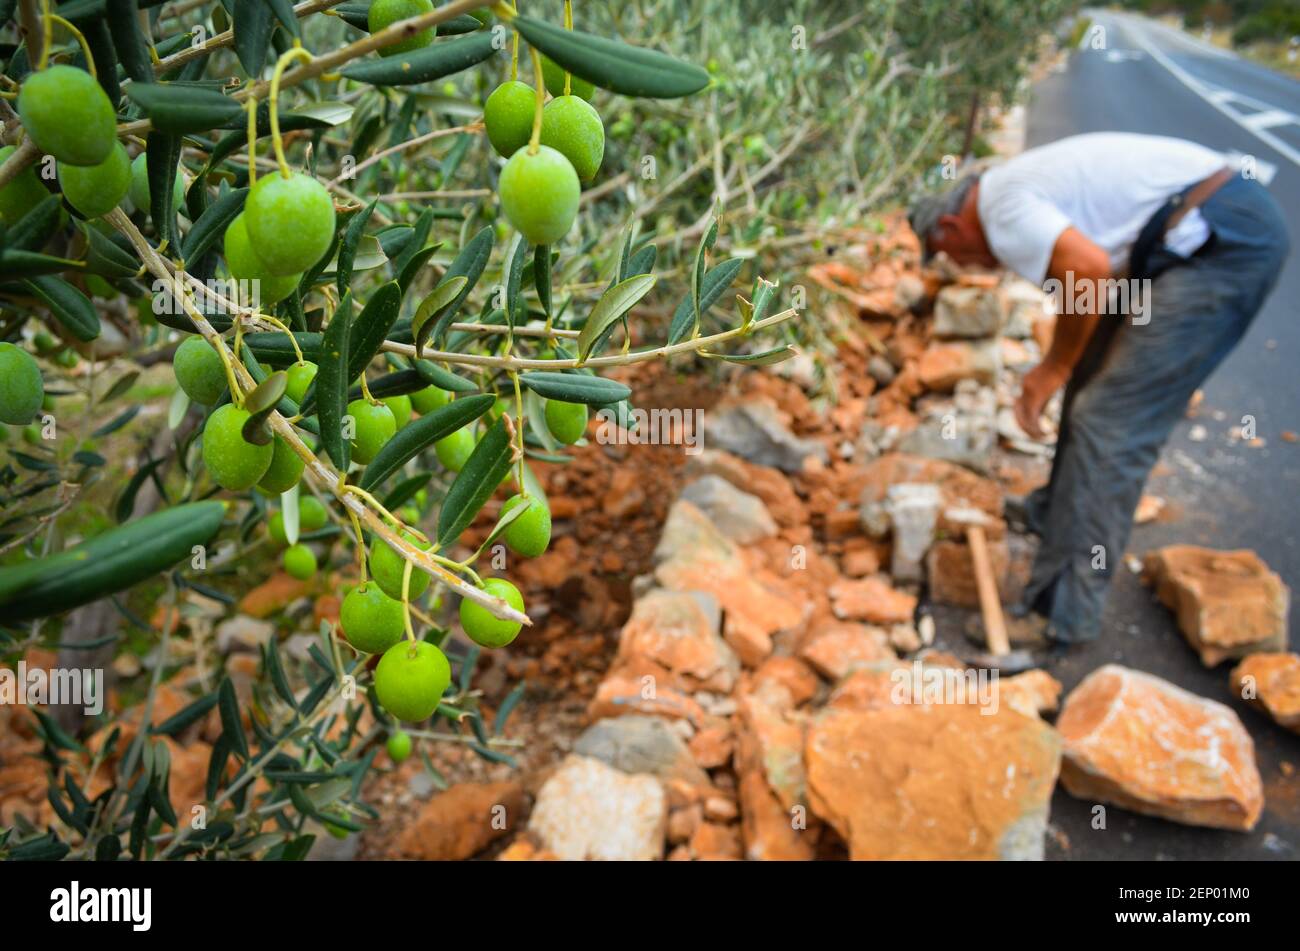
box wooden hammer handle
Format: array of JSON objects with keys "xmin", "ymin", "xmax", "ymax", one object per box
[{"xmin": 967, "ymin": 525, "xmax": 1010, "ymax": 655}]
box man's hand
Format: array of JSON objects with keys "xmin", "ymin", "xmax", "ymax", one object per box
[{"xmin": 1015, "ymin": 360, "xmax": 1071, "ymax": 439}]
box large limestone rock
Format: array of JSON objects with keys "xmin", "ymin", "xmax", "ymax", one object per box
[
  {"xmin": 529, "ymin": 755, "xmax": 667, "ymax": 860},
  {"xmin": 574, "ymin": 715, "xmax": 710, "ymax": 786},
  {"xmin": 680, "ymin": 475, "xmax": 778, "ymax": 544},
  {"xmin": 1231, "ymin": 652, "xmax": 1300, "ymax": 735},
  {"xmin": 683, "ymin": 449, "xmax": 807, "ymax": 528},
  {"xmin": 898, "ymin": 381, "xmax": 997, "ymax": 474},
  {"xmin": 859, "ymin": 452, "xmax": 1003, "ymax": 538},
  {"xmin": 805, "ymin": 697, "xmax": 1061, "ymax": 860},
  {"xmin": 736, "ymin": 681, "xmax": 806, "ymax": 813},
  {"xmin": 932, "ymin": 285, "xmax": 1006, "ymax": 338},
  {"xmin": 613, "ymin": 588, "xmax": 738, "ymax": 694},
  {"xmin": 703, "ymin": 399, "xmax": 829, "ymax": 473},
  {"xmin": 880, "ymin": 483, "xmax": 940, "ymax": 582},
  {"xmin": 1142, "ymin": 546, "xmax": 1289, "ymax": 666},
  {"xmin": 829, "ymin": 576, "xmax": 916, "ymax": 625},
  {"xmin": 391, "ymin": 782, "xmax": 525, "ymax": 860},
  {"xmin": 1057, "ymin": 665, "xmax": 1263, "ymax": 831},
  {"xmin": 917, "ymin": 340, "xmax": 1000, "ymax": 392},
  {"xmin": 798, "ymin": 621, "xmax": 895, "ymax": 680},
  {"xmin": 654, "ymin": 501, "xmax": 808, "ymax": 655}
]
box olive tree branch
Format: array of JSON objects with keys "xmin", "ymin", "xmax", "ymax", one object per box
[
  {"xmin": 148, "ymin": 0, "xmax": 348, "ymax": 77},
  {"xmin": 106, "ymin": 207, "xmax": 532, "ymax": 629}
]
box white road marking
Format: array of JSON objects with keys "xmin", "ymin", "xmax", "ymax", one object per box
[
  {"xmin": 1243, "ymin": 109, "xmax": 1296, "ymax": 131},
  {"xmin": 1107, "ymin": 12, "xmax": 1300, "ymax": 168}
]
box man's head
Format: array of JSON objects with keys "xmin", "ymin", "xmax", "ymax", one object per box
[{"xmin": 908, "ymin": 173, "xmax": 997, "ymax": 269}]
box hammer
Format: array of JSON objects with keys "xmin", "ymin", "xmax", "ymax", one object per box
[{"xmin": 945, "ymin": 508, "xmax": 1036, "ymax": 672}]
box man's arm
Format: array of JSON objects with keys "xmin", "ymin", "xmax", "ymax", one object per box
[{"xmin": 1014, "ymin": 227, "xmax": 1111, "ymax": 438}]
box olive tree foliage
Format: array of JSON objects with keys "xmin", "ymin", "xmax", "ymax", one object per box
[
  {"xmin": 0, "ymin": 0, "xmax": 802, "ymax": 861},
  {"xmin": 558, "ymin": 0, "xmax": 1078, "ymax": 272}
]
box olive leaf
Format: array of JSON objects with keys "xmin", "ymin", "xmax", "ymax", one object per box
[
  {"xmin": 336, "ymin": 198, "xmax": 377, "ymax": 298},
  {"xmin": 668, "ymin": 256, "xmax": 744, "ymax": 345},
  {"xmin": 127, "ymin": 84, "xmax": 243, "ymax": 134},
  {"xmin": 218, "ymin": 677, "xmax": 249, "ymax": 760},
  {"xmin": 397, "ymin": 242, "xmax": 443, "ymax": 296},
  {"xmin": 181, "ymin": 187, "xmax": 248, "ymax": 264},
  {"xmin": 0, "ymin": 502, "xmax": 226, "ymax": 623},
  {"xmin": 8, "ymin": 195, "xmax": 64, "ymax": 251},
  {"xmin": 146, "ymin": 131, "xmax": 182, "ymax": 250},
  {"xmin": 503, "ymin": 234, "xmax": 529, "ymax": 330},
  {"xmin": 415, "ymin": 359, "xmax": 477, "ymax": 393},
  {"xmin": 317, "ymin": 292, "xmax": 352, "ymax": 470},
  {"xmin": 512, "ymin": 15, "xmax": 710, "ymax": 98},
  {"xmin": 359, "ymin": 393, "xmax": 495, "ymax": 490},
  {"xmin": 576, "ymin": 273, "xmax": 656, "ymax": 361},
  {"xmin": 744, "ymin": 276, "xmax": 779, "ymax": 331},
  {"xmin": 691, "ymin": 213, "xmax": 720, "ymax": 333},
  {"xmin": 436, "ymin": 417, "xmax": 514, "ymax": 549},
  {"xmin": 427, "ymin": 225, "xmax": 493, "ymax": 346},
  {"xmin": 24, "ymin": 276, "xmax": 101, "ymax": 341},
  {"xmin": 625, "ymin": 244, "xmax": 657, "ymax": 279},
  {"xmin": 701, "ymin": 344, "xmax": 798, "ymax": 366},
  {"xmin": 412, "ymin": 275, "xmax": 468, "ymax": 358},
  {"xmin": 346, "ymin": 281, "xmax": 403, "ymax": 385},
  {"xmin": 519, "ymin": 372, "xmax": 631, "ymax": 406},
  {"xmin": 533, "ymin": 244, "xmax": 553, "ymax": 317},
  {"xmin": 232, "ymin": 0, "xmax": 275, "ymax": 76},
  {"xmin": 340, "ymin": 31, "xmax": 498, "ymax": 86},
  {"xmin": 106, "ymin": 0, "xmax": 154, "ymax": 85},
  {"xmin": 79, "ymin": 224, "xmax": 139, "ymax": 279},
  {"xmin": 240, "ymin": 371, "xmax": 288, "ymax": 446}
]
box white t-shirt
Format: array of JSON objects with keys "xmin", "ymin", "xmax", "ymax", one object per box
[{"xmin": 977, "ymin": 133, "xmax": 1226, "ymax": 283}]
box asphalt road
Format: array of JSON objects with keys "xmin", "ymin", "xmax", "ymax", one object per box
[{"xmin": 1020, "ymin": 10, "xmax": 1300, "ymax": 860}]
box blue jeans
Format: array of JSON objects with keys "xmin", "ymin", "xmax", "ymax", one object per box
[{"xmin": 1023, "ymin": 176, "xmax": 1290, "ymax": 642}]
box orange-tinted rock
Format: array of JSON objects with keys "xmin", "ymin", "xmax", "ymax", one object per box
[
  {"xmin": 805, "ymin": 700, "xmax": 1061, "ymax": 859},
  {"xmin": 392, "ymin": 782, "xmax": 525, "ymax": 860},
  {"xmin": 684, "ymin": 450, "xmax": 807, "ymax": 528},
  {"xmin": 917, "ymin": 341, "xmax": 999, "ymax": 391},
  {"xmin": 1231, "ymin": 652, "xmax": 1300, "ymax": 734},
  {"xmin": 667, "ymin": 804, "xmax": 703, "ymax": 844},
  {"xmin": 798, "ymin": 622, "xmax": 895, "ymax": 680},
  {"xmin": 737, "ymin": 684, "xmax": 806, "ymax": 811},
  {"xmin": 238, "ymin": 572, "xmax": 310, "ymax": 619},
  {"xmin": 1057, "ymin": 665, "xmax": 1263, "ymax": 831},
  {"xmin": 999, "ymin": 669, "xmax": 1063, "ymax": 719},
  {"xmin": 723, "ymin": 612, "xmax": 774, "ymax": 668},
  {"xmin": 615, "ymin": 589, "xmax": 738, "ymax": 693},
  {"xmin": 587, "ymin": 659, "xmax": 708, "ymax": 725},
  {"xmin": 737, "ymin": 757, "xmax": 816, "ymax": 860},
  {"xmin": 688, "ymin": 725, "xmax": 734, "ymax": 769},
  {"xmin": 829, "ymin": 576, "xmax": 916, "ymax": 625},
  {"xmin": 926, "ymin": 538, "xmax": 1016, "ymax": 608},
  {"xmin": 689, "ymin": 821, "xmax": 743, "ymax": 860},
  {"xmin": 839, "ymin": 545, "xmax": 881, "ymax": 578},
  {"xmin": 1143, "ymin": 546, "xmax": 1289, "ymax": 667},
  {"xmin": 752, "ymin": 656, "xmax": 820, "ymax": 707},
  {"xmin": 859, "ymin": 453, "xmax": 1003, "ymax": 530}
]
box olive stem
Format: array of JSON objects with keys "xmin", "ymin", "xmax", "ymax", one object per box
[
  {"xmin": 43, "ymin": 14, "xmax": 97, "ymax": 78},
  {"xmin": 511, "ymin": 370, "xmax": 526, "ymax": 492},
  {"xmin": 527, "ymin": 46, "xmax": 544, "ymax": 154},
  {"xmin": 401, "ymin": 558, "xmax": 416, "ymax": 642},
  {"xmin": 345, "ymin": 504, "xmax": 368, "ymax": 585},
  {"xmin": 268, "ymin": 45, "xmax": 313, "ymax": 178},
  {"xmin": 563, "ymin": 0, "xmax": 572, "ymax": 97},
  {"xmin": 245, "ymin": 96, "xmax": 258, "ymax": 187}
]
